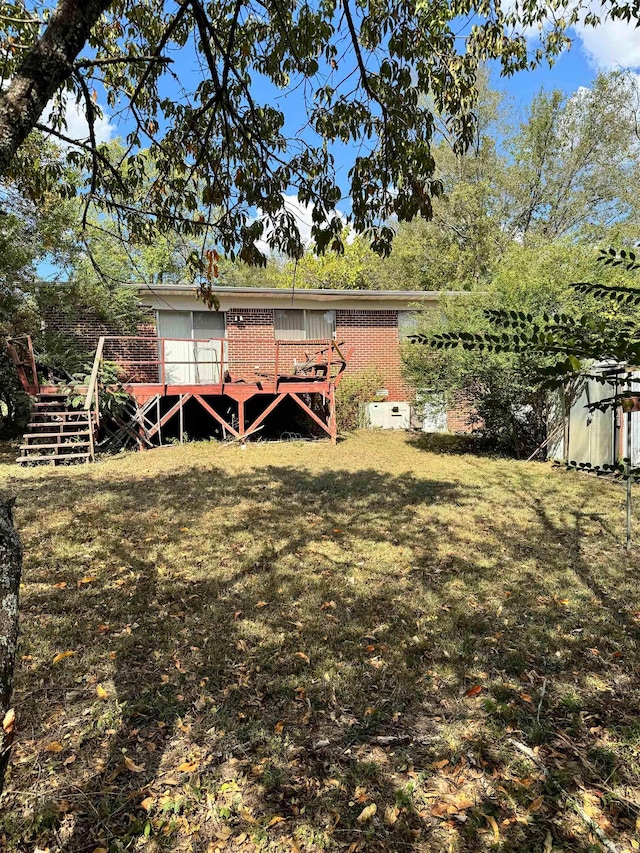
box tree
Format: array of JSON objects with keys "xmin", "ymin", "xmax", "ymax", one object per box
[
  {"xmin": 402, "ymin": 242, "xmax": 620, "ymax": 455},
  {"xmin": 411, "ymin": 248, "xmax": 640, "ymax": 544},
  {"xmin": 1, "ymin": 0, "xmax": 632, "ymax": 274},
  {"xmin": 504, "ymin": 72, "xmax": 640, "ymax": 242}
]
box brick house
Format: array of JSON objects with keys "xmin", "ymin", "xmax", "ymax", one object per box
[{"xmin": 17, "ymin": 285, "xmax": 473, "ymax": 462}]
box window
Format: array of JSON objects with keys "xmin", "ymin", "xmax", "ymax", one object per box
[
  {"xmin": 157, "ymin": 310, "xmax": 226, "ymax": 340},
  {"xmin": 192, "ymin": 310, "xmax": 226, "ymax": 339},
  {"xmin": 274, "ymin": 309, "xmax": 335, "ymax": 340},
  {"xmin": 398, "ymin": 310, "xmax": 419, "ymax": 340}
]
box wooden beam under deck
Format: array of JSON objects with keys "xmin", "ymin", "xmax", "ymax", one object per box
[{"xmin": 123, "ymin": 379, "xmax": 336, "ymax": 405}]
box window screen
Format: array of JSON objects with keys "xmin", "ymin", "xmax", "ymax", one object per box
[{"xmin": 274, "ymin": 309, "xmax": 336, "ymax": 340}]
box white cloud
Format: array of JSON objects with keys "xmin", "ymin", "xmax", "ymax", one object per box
[
  {"xmin": 500, "ymin": 0, "xmax": 640, "ymax": 71},
  {"xmin": 43, "ymin": 91, "xmax": 114, "ymax": 145},
  {"xmin": 575, "ymin": 13, "xmax": 640, "ymax": 70}
]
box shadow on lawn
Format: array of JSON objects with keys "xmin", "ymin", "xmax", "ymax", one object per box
[{"xmin": 4, "ymin": 460, "xmax": 639, "ymax": 851}]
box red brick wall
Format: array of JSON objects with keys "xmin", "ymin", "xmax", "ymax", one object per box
[
  {"xmin": 41, "ymin": 305, "xmax": 158, "ymax": 382},
  {"xmin": 446, "ymin": 395, "xmax": 480, "ymax": 434},
  {"xmin": 41, "ymin": 304, "xmax": 156, "ymax": 349},
  {"xmin": 225, "ymin": 308, "xmax": 276, "ymax": 381},
  {"xmin": 335, "ymin": 310, "xmax": 412, "ymax": 402}
]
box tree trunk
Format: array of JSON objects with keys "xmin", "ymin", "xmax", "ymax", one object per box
[
  {"xmin": 0, "ymin": 0, "xmax": 112, "ymax": 177},
  {"xmin": 0, "ymin": 499, "xmax": 22, "ymax": 795}
]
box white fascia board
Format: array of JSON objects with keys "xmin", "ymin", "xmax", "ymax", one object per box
[{"xmin": 138, "ymin": 286, "xmax": 452, "ymax": 313}]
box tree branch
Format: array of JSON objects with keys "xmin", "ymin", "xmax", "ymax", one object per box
[
  {"xmin": 75, "ymin": 55, "xmax": 173, "ymax": 69},
  {"xmin": 0, "ymin": 0, "xmax": 112, "ymax": 176}
]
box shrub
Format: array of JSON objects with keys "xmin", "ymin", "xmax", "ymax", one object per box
[{"xmin": 336, "ymin": 369, "xmax": 384, "ymax": 432}]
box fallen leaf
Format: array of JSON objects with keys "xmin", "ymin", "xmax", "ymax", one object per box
[
  {"xmin": 520, "ymin": 693, "xmax": 533, "ymax": 703},
  {"xmin": 448, "ymin": 795, "xmax": 475, "ymax": 812},
  {"xmin": 357, "ymin": 803, "xmax": 377, "ymax": 823},
  {"xmin": 268, "ymin": 815, "xmax": 286, "ymax": 827},
  {"xmin": 180, "ymin": 527, "xmax": 190, "ymax": 532},
  {"xmin": 63, "ymin": 753, "xmax": 76, "ymax": 766},
  {"xmin": 78, "ymin": 576, "xmax": 97, "ymax": 586},
  {"xmin": 177, "ymin": 761, "xmax": 198, "ymax": 772},
  {"xmin": 295, "ymin": 652, "xmax": 310, "ymax": 664},
  {"xmin": 383, "ymin": 805, "xmax": 399, "ymax": 825},
  {"xmin": 93, "ymin": 848, "xmax": 108, "ymax": 853},
  {"xmin": 256, "ymin": 601, "xmax": 268, "ymax": 608},
  {"xmin": 544, "ymin": 831, "xmax": 553, "ymax": 853},
  {"xmin": 140, "ymin": 797, "xmax": 155, "ymax": 811},
  {"xmin": 96, "ymin": 685, "xmax": 109, "ymax": 700},
  {"xmin": 465, "ymin": 684, "xmax": 482, "ymax": 697},
  {"xmin": 433, "ymin": 758, "xmax": 449, "ymax": 770},
  {"xmin": 216, "ymin": 827, "xmax": 233, "ymax": 840},
  {"xmin": 2, "ymin": 708, "xmax": 15, "ymax": 734},
  {"xmin": 124, "ymin": 756, "xmax": 145, "ymax": 773},
  {"xmin": 53, "ymin": 650, "xmax": 76, "ymax": 665},
  {"xmin": 53, "ymin": 582, "xmax": 67, "ymax": 589},
  {"xmin": 45, "ymin": 742, "xmax": 64, "ymax": 753},
  {"xmin": 528, "ymin": 795, "xmax": 544, "ymax": 813},
  {"xmin": 487, "ymin": 815, "xmax": 500, "ymax": 842}
]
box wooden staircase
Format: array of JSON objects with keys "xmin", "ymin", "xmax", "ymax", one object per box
[{"xmin": 17, "ymin": 394, "xmax": 96, "ymax": 465}]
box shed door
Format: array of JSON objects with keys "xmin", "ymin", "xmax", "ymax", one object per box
[{"xmin": 157, "ymin": 311, "xmax": 192, "ymax": 384}]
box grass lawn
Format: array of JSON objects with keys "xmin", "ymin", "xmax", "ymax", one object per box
[{"xmin": 0, "ymin": 431, "xmax": 639, "ymax": 852}]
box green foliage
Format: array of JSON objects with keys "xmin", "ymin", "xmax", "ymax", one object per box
[
  {"xmin": 54, "ymin": 360, "xmax": 130, "ymax": 420},
  {"xmin": 336, "ymin": 370, "xmax": 384, "ymax": 432},
  {"xmin": 410, "ymin": 248, "xmax": 640, "ymax": 460},
  {"xmin": 403, "ymin": 242, "xmax": 601, "ymax": 456},
  {"xmin": 2, "ymin": 0, "xmax": 630, "ymax": 276}
]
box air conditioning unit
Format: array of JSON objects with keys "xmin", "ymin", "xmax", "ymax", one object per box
[{"xmin": 366, "ymin": 401, "xmax": 411, "ymax": 429}]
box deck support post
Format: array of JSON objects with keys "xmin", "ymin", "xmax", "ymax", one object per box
[
  {"xmin": 238, "ymin": 399, "xmax": 245, "ymax": 440},
  {"xmin": 179, "ymin": 395, "xmax": 184, "ymax": 444},
  {"xmin": 156, "ymin": 396, "xmax": 162, "ymax": 445},
  {"xmin": 329, "ymin": 385, "xmax": 337, "ymax": 445}
]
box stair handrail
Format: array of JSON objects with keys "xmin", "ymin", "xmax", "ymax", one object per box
[{"xmin": 84, "ymin": 336, "xmax": 105, "ymax": 439}]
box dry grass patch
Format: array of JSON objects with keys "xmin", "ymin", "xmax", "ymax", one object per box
[{"xmin": 0, "ymin": 431, "xmax": 638, "ymax": 852}]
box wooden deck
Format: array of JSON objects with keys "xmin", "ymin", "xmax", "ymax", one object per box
[{"xmin": 8, "ymin": 334, "xmax": 353, "ymax": 460}]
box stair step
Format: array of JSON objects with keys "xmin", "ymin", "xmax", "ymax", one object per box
[
  {"xmin": 19, "ymin": 442, "xmax": 90, "ymax": 451},
  {"xmin": 29, "ymin": 414, "xmax": 90, "ymax": 424},
  {"xmin": 24, "ymin": 431, "xmax": 90, "ymax": 441},
  {"xmin": 34, "ymin": 400, "xmax": 69, "ymax": 408},
  {"xmin": 16, "ymin": 452, "xmax": 91, "ymax": 465}
]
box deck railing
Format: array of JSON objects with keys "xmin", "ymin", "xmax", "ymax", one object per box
[{"xmin": 93, "ymin": 335, "xmax": 347, "ymax": 387}]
